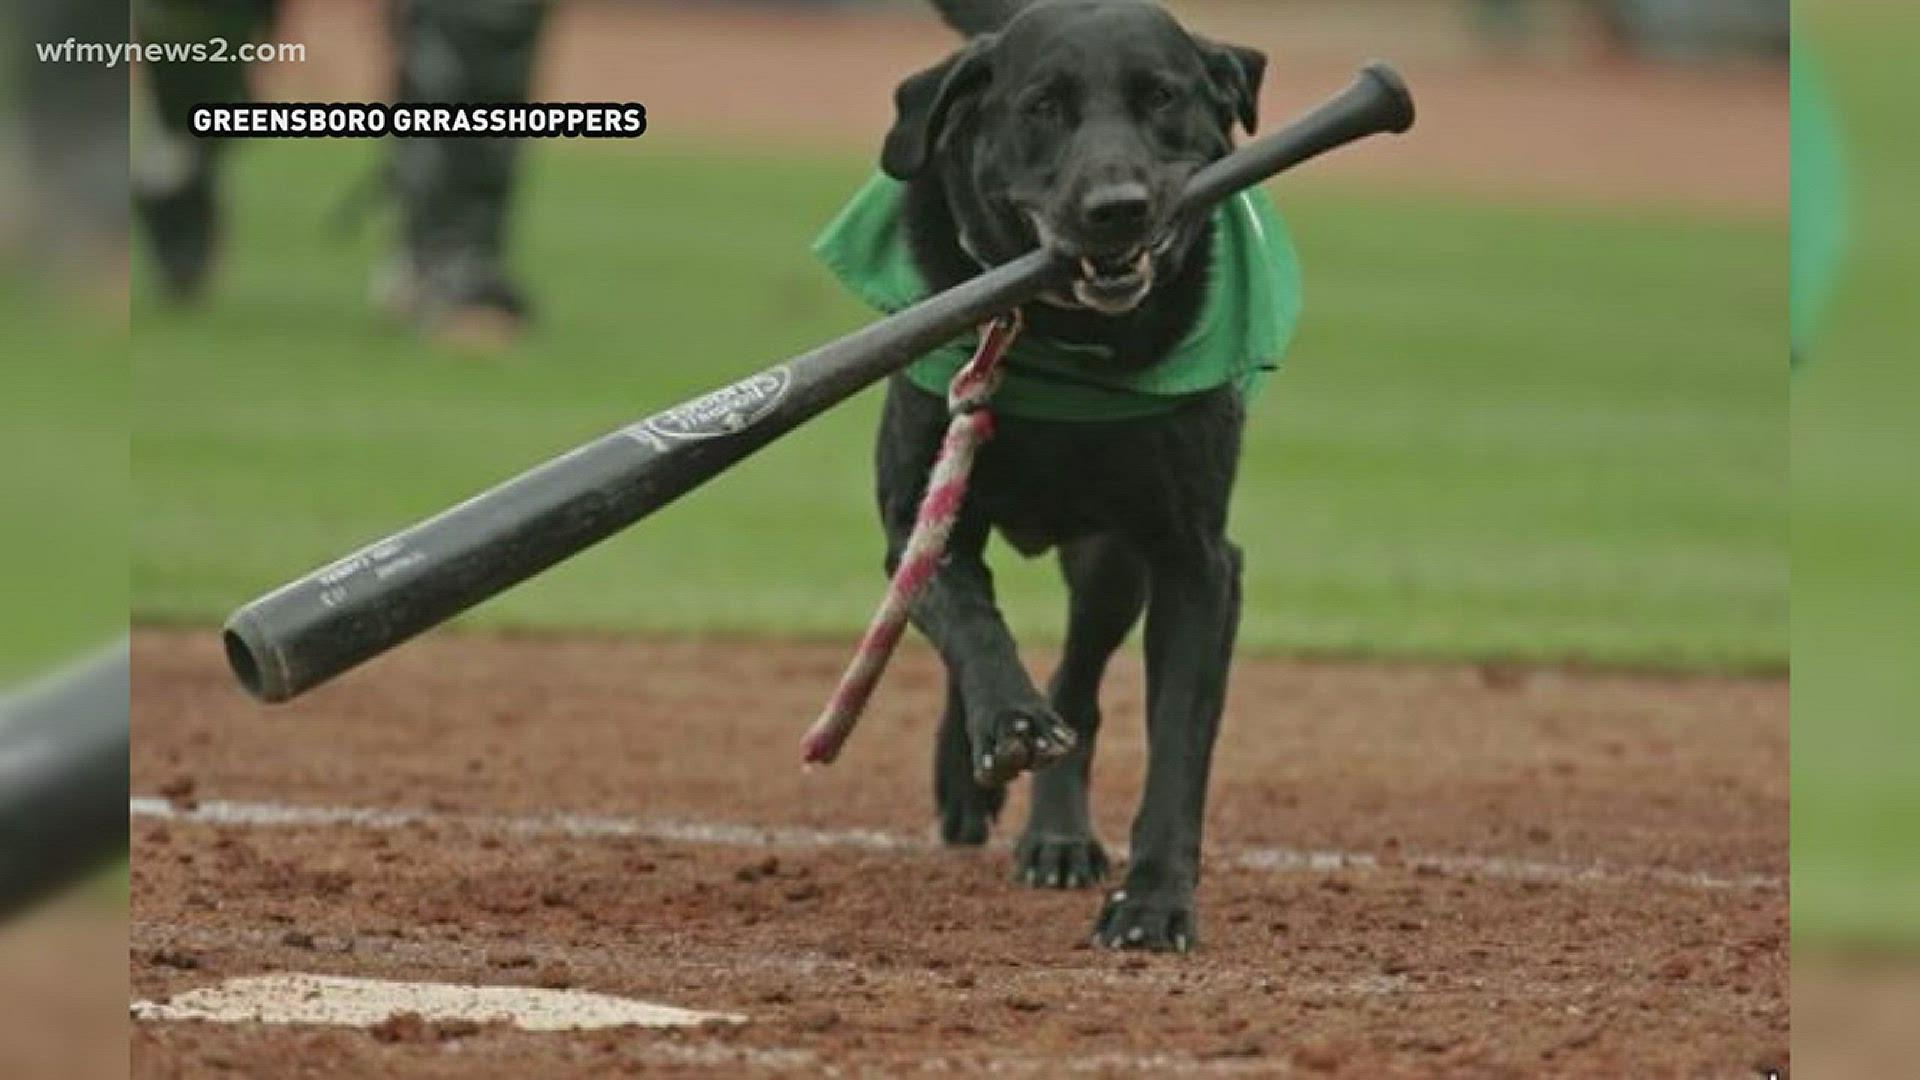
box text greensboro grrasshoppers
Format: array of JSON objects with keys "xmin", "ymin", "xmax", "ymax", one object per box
[{"xmin": 190, "ymin": 102, "xmax": 648, "ymax": 139}]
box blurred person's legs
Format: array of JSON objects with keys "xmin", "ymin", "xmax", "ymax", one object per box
[
  {"xmin": 131, "ymin": 0, "xmax": 280, "ymax": 301},
  {"xmin": 379, "ymin": 0, "xmax": 548, "ymax": 348}
]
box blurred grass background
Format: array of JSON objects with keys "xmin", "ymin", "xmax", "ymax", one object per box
[
  {"xmin": 1791, "ymin": 1, "xmax": 1920, "ymax": 1064},
  {"xmin": 1791, "ymin": 0, "xmax": 1920, "ymax": 954},
  {"xmin": 0, "ymin": 291, "xmax": 124, "ymax": 684},
  {"xmin": 133, "ymin": 140, "xmax": 1784, "ymax": 672}
]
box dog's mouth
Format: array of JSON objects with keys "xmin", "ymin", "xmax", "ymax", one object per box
[
  {"xmin": 1026, "ymin": 212, "xmax": 1174, "ymax": 315},
  {"xmin": 1072, "ymin": 237, "xmax": 1173, "ymax": 314}
]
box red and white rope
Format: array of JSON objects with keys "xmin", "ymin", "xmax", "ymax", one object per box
[{"xmin": 801, "ymin": 311, "xmax": 1023, "ymax": 765}]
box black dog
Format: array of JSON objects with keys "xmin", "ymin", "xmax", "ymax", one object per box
[{"xmin": 849, "ymin": 0, "xmax": 1275, "ymax": 952}]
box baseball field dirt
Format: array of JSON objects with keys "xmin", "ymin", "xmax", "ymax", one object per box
[
  {"xmin": 5, "ymin": 904, "xmax": 128, "ymax": 1080},
  {"xmin": 130, "ymin": 629, "xmax": 1786, "ymax": 1077}
]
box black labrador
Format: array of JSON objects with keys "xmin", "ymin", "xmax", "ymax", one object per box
[{"xmin": 873, "ymin": 0, "xmax": 1268, "ymax": 951}]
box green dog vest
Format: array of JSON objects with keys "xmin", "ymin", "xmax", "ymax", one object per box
[
  {"xmin": 812, "ymin": 174, "xmax": 1303, "ymax": 421},
  {"xmin": 1791, "ymin": 52, "xmax": 1847, "ymax": 367}
]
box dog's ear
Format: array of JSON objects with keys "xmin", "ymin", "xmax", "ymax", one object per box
[
  {"xmin": 929, "ymin": 0, "xmax": 1027, "ymax": 36},
  {"xmin": 880, "ymin": 39, "xmax": 994, "ymax": 180},
  {"xmin": 1196, "ymin": 37, "xmax": 1266, "ymax": 135}
]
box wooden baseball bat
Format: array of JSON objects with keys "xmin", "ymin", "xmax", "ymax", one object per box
[
  {"xmin": 0, "ymin": 640, "xmax": 129, "ymax": 920},
  {"xmin": 223, "ymin": 63, "xmax": 1414, "ymax": 703}
]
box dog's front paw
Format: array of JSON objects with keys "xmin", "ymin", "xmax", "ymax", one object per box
[
  {"xmin": 971, "ymin": 707, "xmax": 1076, "ymax": 786},
  {"xmin": 1091, "ymin": 888, "xmax": 1198, "ymax": 952},
  {"xmin": 1014, "ymin": 832, "xmax": 1109, "ymax": 889}
]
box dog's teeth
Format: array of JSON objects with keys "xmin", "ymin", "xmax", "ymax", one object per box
[
  {"xmin": 1080, "ymin": 257, "xmax": 1099, "ymax": 278},
  {"xmin": 1133, "ymin": 250, "xmax": 1151, "ymax": 273}
]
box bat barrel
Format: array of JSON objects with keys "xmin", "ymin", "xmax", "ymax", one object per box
[
  {"xmin": 224, "ymin": 63, "xmax": 1414, "ymax": 703},
  {"xmin": 224, "ymin": 248, "xmax": 1070, "ymax": 703},
  {"xmin": 0, "ymin": 640, "xmax": 129, "ymax": 920},
  {"xmin": 223, "ymin": 429, "xmax": 680, "ymax": 702}
]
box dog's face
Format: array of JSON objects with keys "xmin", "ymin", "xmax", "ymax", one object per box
[{"xmin": 882, "ymin": 0, "xmax": 1265, "ymax": 314}]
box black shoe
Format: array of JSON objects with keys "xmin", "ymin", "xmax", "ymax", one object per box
[{"xmin": 133, "ymin": 139, "xmax": 219, "ymax": 303}]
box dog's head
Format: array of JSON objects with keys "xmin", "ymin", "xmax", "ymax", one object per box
[{"xmin": 881, "ymin": 0, "xmax": 1264, "ymax": 314}]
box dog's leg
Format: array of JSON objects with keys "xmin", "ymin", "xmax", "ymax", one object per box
[
  {"xmin": 877, "ymin": 377, "xmax": 1077, "ymax": 822},
  {"xmin": 1093, "ymin": 539, "xmax": 1242, "ymax": 951},
  {"xmin": 1014, "ymin": 535, "xmax": 1144, "ymax": 888},
  {"xmin": 934, "ymin": 676, "xmax": 1006, "ymax": 845},
  {"xmin": 1085, "ymin": 389, "xmax": 1246, "ymax": 950},
  {"xmin": 902, "ymin": 528, "xmax": 1076, "ymax": 788}
]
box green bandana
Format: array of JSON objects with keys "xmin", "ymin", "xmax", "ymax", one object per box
[
  {"xmin": 812, "ymin": 174, "xmax": 1302, "ymax": 421},
  {"xmin": 1791, "ymin": 52, "xmax": 1847, "ymax": 367}
]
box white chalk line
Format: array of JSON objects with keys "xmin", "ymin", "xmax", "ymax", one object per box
[{"xmin": 128, "ymin": 796, "xmax": 1783, "ymax": 892}]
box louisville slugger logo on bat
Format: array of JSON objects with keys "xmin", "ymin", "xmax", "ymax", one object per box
[{"xmin": 623, "ymin": 367, "xmax": 794, "ymax": 449}]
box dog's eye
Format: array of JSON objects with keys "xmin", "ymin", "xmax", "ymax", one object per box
[
  {"xmin": 1022, "ymin": 96, "xmax": 1062, "ymax": 122},
  {"xmin": 1142, "ymin": 84, "xmax": 1178, "ymax": 111}
]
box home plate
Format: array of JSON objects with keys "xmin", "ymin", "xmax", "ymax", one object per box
[{"xmin": 131, "ymin": 973, "xmax": 746, "ymax": 1032}]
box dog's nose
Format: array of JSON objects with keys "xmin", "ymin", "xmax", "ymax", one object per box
[{"xmin": 1080, "ymin": 182, "xmax": 1151, "ymax": 234}]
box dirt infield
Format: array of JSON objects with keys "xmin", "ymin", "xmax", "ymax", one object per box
[
  {"xmin": 130, "ymin": 629, "xmax": 1785, "ymax": 1077},
  {"xmin": 262, "ymin": 0, "xmax": 1786, "ymax": 214},
  {"xmin": 4, "ymin": 906, "xmax": 127, "ymax": 1080},
  {"xmin": 1795, "ymin": 958, "xmax": 1920, "ymax": 1080}
]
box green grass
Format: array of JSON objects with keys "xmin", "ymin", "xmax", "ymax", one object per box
[
  {"xmin": 0, "ymin": 289, "xmax": 125, "ymax": 684},
  {"xmin": 1791, "ymin": 4, "xmax": 1920, "ymax": 953},
  {"xmin": 134, "ymin": 139, "xmax": 1783, "ymax": 672}
]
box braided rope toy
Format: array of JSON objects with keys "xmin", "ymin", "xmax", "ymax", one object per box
[{"xmin": 801, "ymin": 311, "xmax": 1024, "ymax": 766}]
